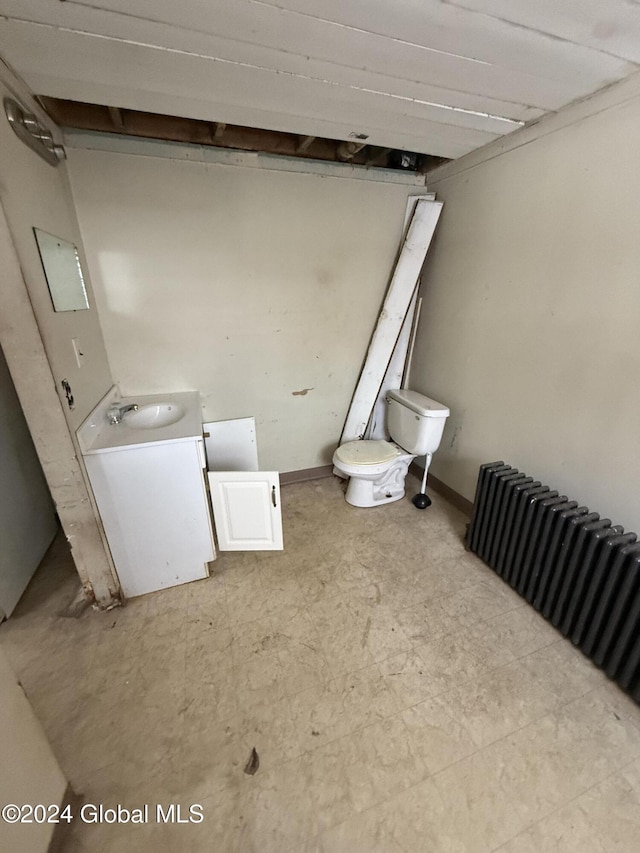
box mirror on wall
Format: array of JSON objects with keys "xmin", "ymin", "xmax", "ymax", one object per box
[{"xmin": 33, "ymin": 228, "xmax": 90, "ymax": 312}]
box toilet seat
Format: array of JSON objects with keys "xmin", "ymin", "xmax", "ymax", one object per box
[
  {"xmin": 332, "ymin": 439, "xmax": 413, "ymax": 507},
  {"xmin": 334, "ymin": 440, "xmax": 402, "ymax": 467},
  {"xmin": 333, "ymin": 387, "xmax": 449, "ymax": 508}
]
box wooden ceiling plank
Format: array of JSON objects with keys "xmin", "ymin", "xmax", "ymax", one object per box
[
  {"xmin": 0, "ymin": 22, "xmax": 526, "ymax": 140},
  {"xmin": 34, "ymin": 0, "xmax": 636, "ymax": 98},
  {"xmin": 45, "ymin": 75, "xmax": 489, "ymax": 159},
  {"xmin": 60, "ymin": 0, "xmax": 640, "ymax": 71},
  {"xmin": 1, "ymin": 0, "xmax": 629, "ymax": 116},
  {"xmin": 442, "ymin": 0, "xmax": 640, "ymax": 64}
]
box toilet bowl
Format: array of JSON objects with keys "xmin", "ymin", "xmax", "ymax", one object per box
[
  {"xmin": 333, "ymin": 439, "xmax": 414, "ymax": 507},
  {"xmin": 333, "ymin": 389, "xmax": 449, "ymax": 508}
]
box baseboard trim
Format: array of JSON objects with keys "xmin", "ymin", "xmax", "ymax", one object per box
[
  {"xmin": 280, "ymin": 464, "xmax": 335, "ymax": 485},
  {"xmin": 409, "ymin": 463, "xmax": 473, "ymax": 517}
]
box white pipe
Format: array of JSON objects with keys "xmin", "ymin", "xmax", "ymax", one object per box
[
  {"xmin": 402, "ymin": 294, "xmax": 422, "ymax": 389},
  {"xmin": 420, "ymin": 451, "xmax": 433, "ymax": 494}
]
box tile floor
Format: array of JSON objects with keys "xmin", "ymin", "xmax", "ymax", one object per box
[{"xmin": 1, "ymin": 474, "xmax": 640, "ymax": 852}]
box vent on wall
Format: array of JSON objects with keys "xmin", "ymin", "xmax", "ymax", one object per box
[{"xmin": 466, "ymin": 462, "xmax": 640, "ymax": 704}]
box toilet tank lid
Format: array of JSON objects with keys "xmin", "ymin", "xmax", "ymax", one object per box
[{"xmin": 387, "ymin": 389, "xmax": 449, "ymax": 418}]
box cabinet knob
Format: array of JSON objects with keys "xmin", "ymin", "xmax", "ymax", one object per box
[{"xmin": 272, "ymin": 486, "xmax": 277, "ymax": 508}]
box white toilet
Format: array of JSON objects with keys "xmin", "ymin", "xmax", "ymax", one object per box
[{"xmin": 333, "ymin": 389, "xmax": 450, "ymax": 508}]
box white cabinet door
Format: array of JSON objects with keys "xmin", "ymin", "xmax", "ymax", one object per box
[
  {"xmin": 203, "ymin": 417, "xmax": 258, "ymax": 471},
  {"xmin": 208, "ymin": 471, "xmax": 283, "ymax": 551}
]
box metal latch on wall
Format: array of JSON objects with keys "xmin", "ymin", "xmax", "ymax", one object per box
[{"xmin": 4, "ymin": 97, "xmax": 65, "ymax": 167}]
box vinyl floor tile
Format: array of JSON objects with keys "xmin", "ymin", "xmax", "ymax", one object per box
[{"xmin": 1, "ymin": 476, "xmax": 639, "ymax": 853}]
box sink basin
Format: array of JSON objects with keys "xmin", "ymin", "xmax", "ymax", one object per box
[{"xmin": 123, "ymin": 402, "xmax": 186, "ymax": 430}]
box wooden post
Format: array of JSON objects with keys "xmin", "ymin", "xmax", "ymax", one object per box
[{"xmin": 0, "ymin": 202, "xmax": 121, "ymax": 608}]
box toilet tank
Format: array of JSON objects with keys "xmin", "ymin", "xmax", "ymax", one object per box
[{"xmin": 386, "ymin": 389, "xmax": 450, "ymax": 455}]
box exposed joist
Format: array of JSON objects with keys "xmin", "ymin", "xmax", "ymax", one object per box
[
  {"xmin": 336, "ymin": 140, "xmax": 368, "ymax": 161},
  {"xmin": 42, "ymin": 97, "xmax": 440, "ymax": 170},
  {"xmin": 366, "ymin": 147, "xmax": 392, "ymax": 166},
  {"xmin": 208, "ymin": 121, "xmax": 226, "ymax": 141},
  {"xmin": 296, "ymin": 134, "xmax": 315, "ymax": 153},
  {"xmin": 108, "ymin": 105, "xmax": 124, "ymax": 130}
]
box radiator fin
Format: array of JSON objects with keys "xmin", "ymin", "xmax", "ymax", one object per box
[{"xmin": 467, "ymin": 462, "xmax": 639, "ymax": 703}]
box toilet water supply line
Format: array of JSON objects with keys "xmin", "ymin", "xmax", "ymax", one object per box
[
  {"xmin": 402, "ymin": 295, "xmax": 422, "ymax": 390},
  {"xmin": 419, "ymin": 452, "xmax": 433, "ymax": 495}
]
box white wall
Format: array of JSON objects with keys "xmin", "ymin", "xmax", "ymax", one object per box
[
  {"xmin": 67, "ymin": 140, "xmax": 426, "ymax": 472},
  {"xmin": 411, "ymin": 81, "xmax": 640, "ymax": 532},
  {"xmin": 0, "ymin": 79, "xmax": 112, "ymax": 429}
]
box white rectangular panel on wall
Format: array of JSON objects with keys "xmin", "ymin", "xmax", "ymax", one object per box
[
  {"xmin": 203, "ymin": 417, "xmax": 258, "ymax": 471},
  {"xmin": 208, "ymin": 471, "xmax": 283, "ymax": 551}
]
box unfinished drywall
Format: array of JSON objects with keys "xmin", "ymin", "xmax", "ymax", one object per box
[
  {"xmin": 66, "ymin": 140, "xmax": 426, "ymax": 472},
  {"xmin": 411, "ymin": 83, "xmax": 640, "ymax": 532},
  {"xmin": 0, "ymin": 80, "xmax": 112, "ymax": 428}
]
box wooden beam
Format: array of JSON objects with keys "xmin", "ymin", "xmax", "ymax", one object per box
[
  {"xmin": 366, "ymin": 147, "xmax": 392, "ymax": 166},
  {"xmin": 39, "ymin": 97, "xmax": 432, "ymax": 169},
  {"xmin": 296, "ymin": 135, "xmax": 315, "ymax": 153},
  {"xmin": 108, "ymin": 106, "xmax": 124, "ymax": 130},
  {"xmin": 0, "ymin": 202, "xmax": 121, "ymax": 608},
  {"xmin": 340, "ymin": 199, "xmax": 443, "ymax": 443},
  {"xmin": 336, "ymin": 140, "xmax": 367, "ymax": 161}
]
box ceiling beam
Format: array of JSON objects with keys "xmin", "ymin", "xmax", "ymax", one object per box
[
  {"xmin": 366, "ymin": 147, "xmax": 392, "ymax": 166},
  {"xmin": 296, "ymin": 135, "xmax": 315, "ymax": 153},
  {"xmin": 336, "ymin": 140, "xmax": 367, "ymax": 161},
  {"xmin": 40, "ymin": 97, "xmax": 443, "ymax": 170},
  {"xmin": 107, "ymin": 106, "xmax": 124, "ymax": 130}
]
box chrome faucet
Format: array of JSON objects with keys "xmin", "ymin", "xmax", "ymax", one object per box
[{"xmin": 107, "ymin": 403, "xmax": 138, "ymax": 425}]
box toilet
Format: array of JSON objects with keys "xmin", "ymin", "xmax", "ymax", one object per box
[{"xmin": 333, "ymin": 389, "xmax": 450, "ymax": 508}]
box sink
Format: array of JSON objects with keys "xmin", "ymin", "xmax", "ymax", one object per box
[
  {"xmin": 123, "ymin": 402, "xmax": 186, "ymax": 430},
  {"xmin": 77, "ymin": 389, "xmax": 203, "ymax": 454}
]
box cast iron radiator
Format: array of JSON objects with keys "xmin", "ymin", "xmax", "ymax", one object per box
[{"xmin": 466, "ymin": 462, "xmax": 640, "ymax": 703}]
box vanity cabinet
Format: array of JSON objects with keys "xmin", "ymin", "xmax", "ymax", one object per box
[{"xmin": 83, "ymin": 436, "xmax": 215, "ymax": 598}]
